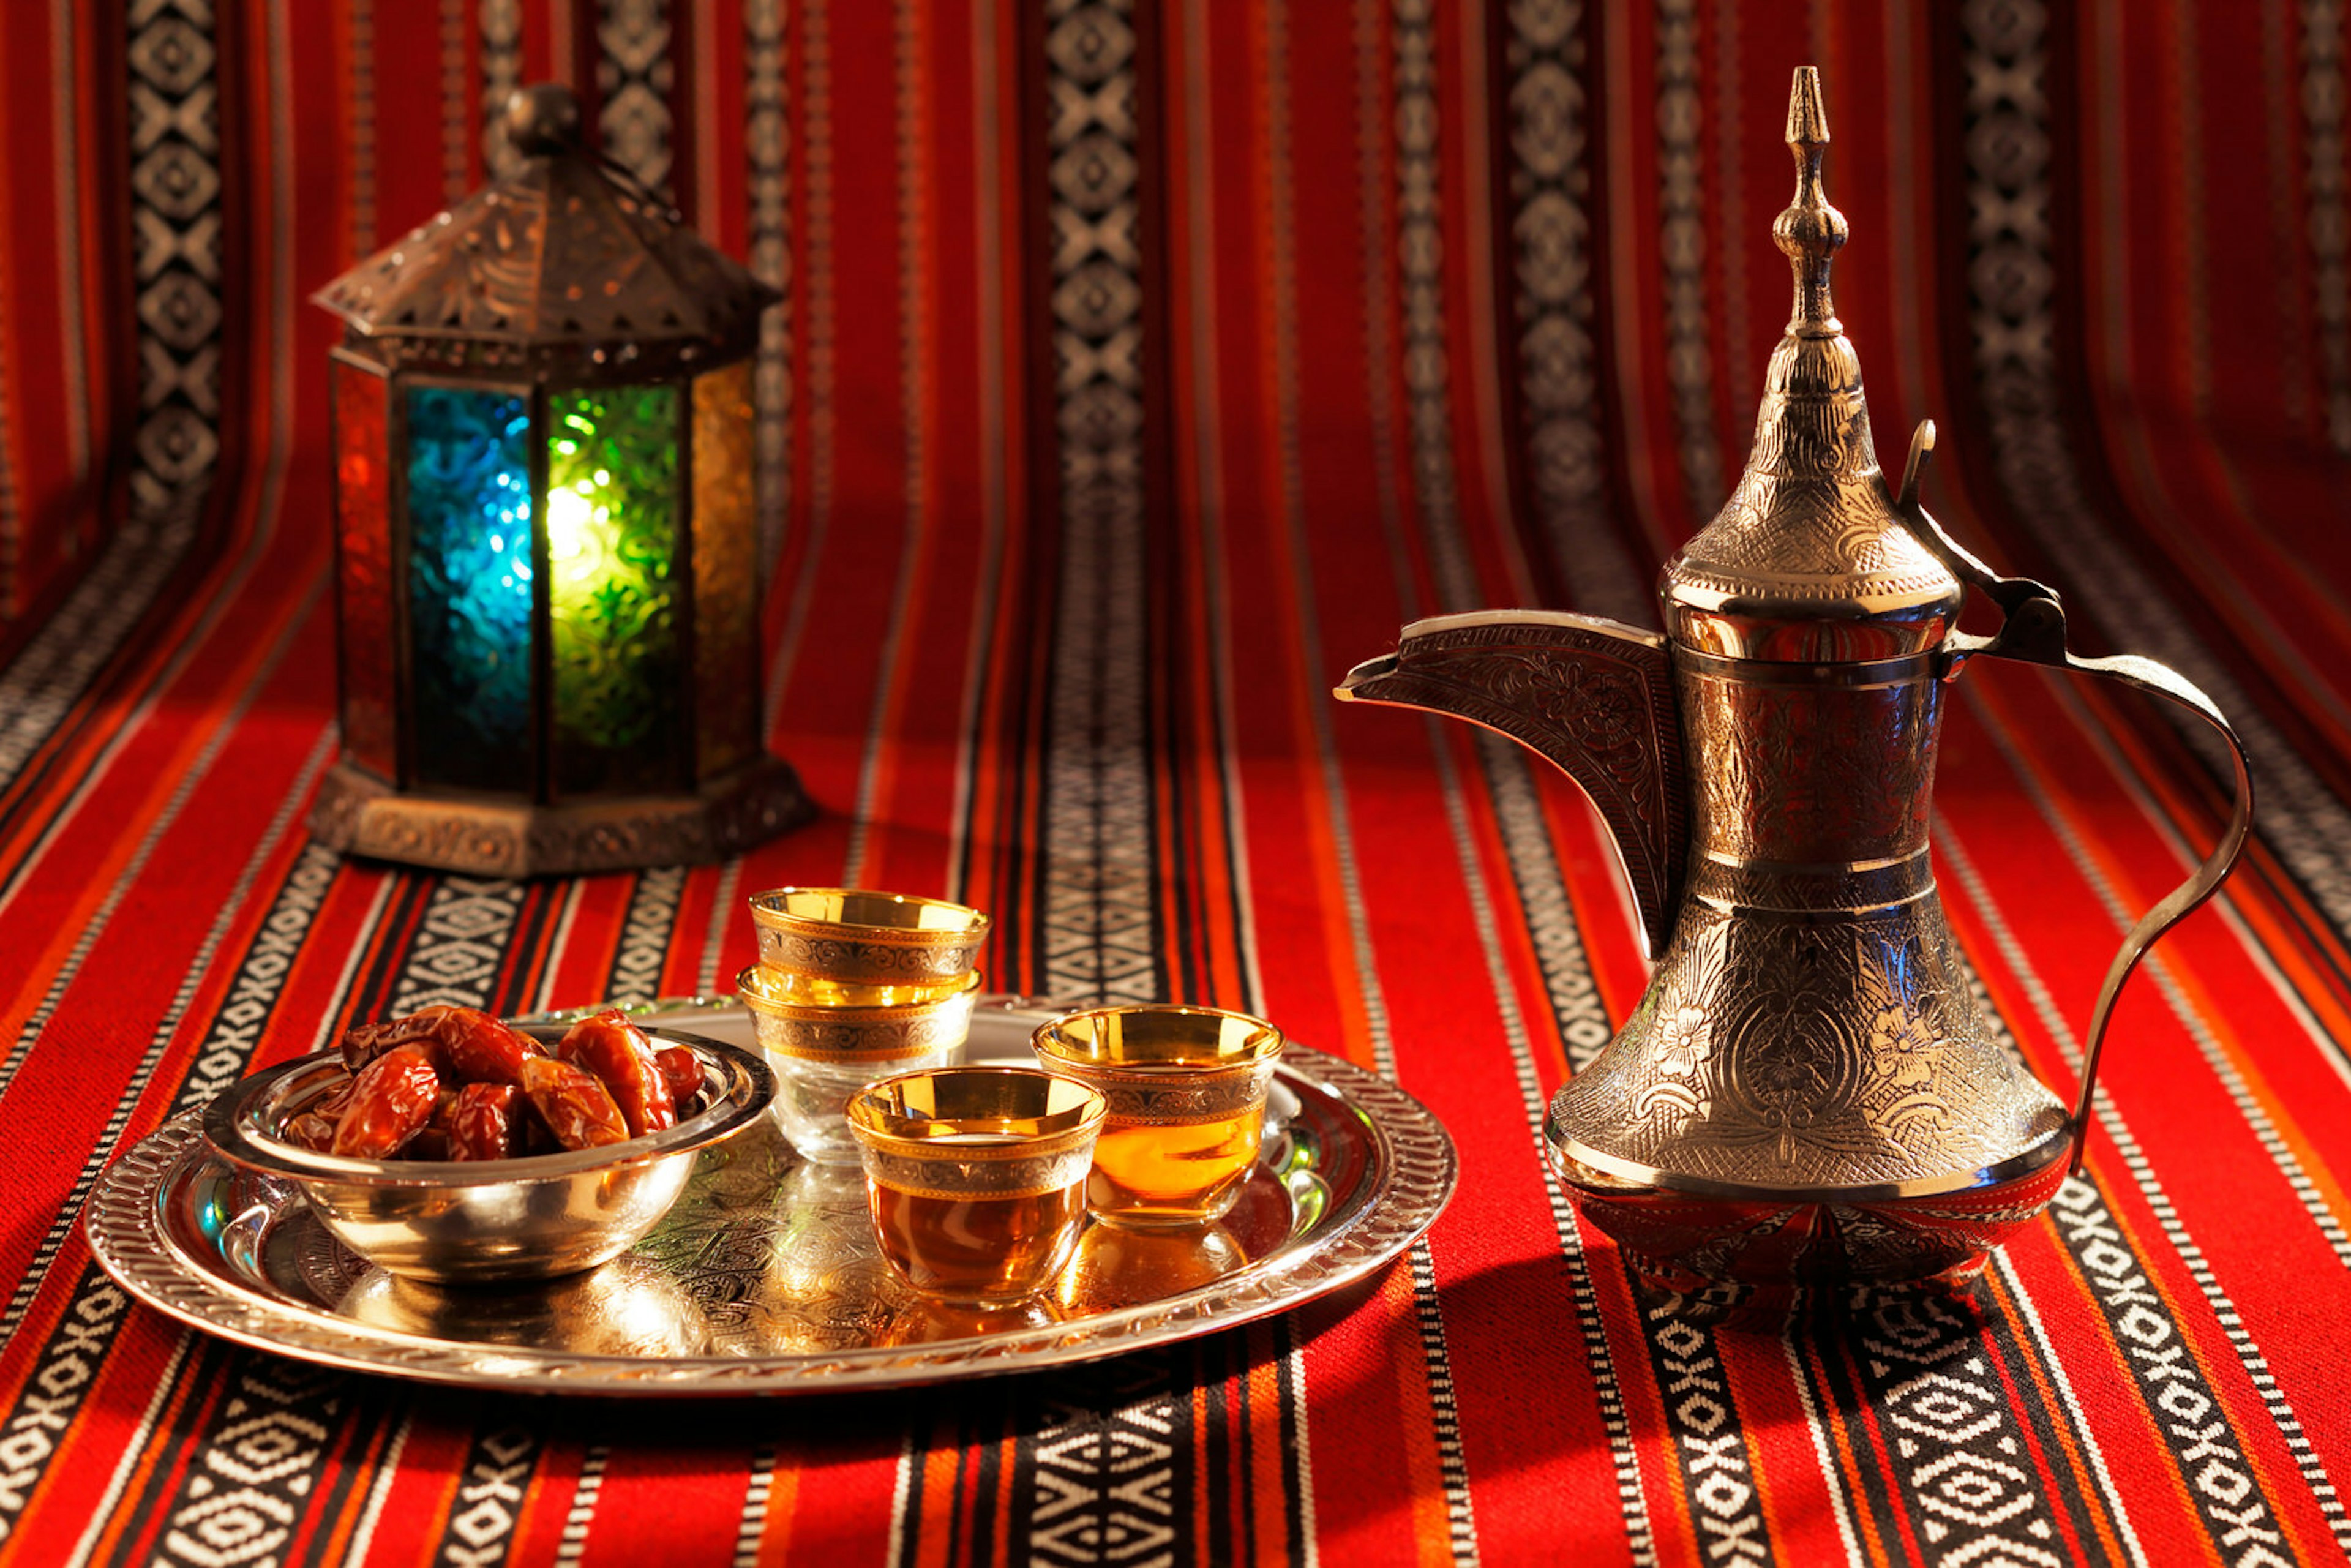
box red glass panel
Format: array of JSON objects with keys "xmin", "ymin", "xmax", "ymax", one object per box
[{"xmin": 331, "ymin": 356, "xmax": 397, "ymax": 781}]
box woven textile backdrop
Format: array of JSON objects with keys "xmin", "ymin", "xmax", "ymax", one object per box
[{"xmin": 2, "ymin": 0, "xmax": 2349, "ymax": 1563}]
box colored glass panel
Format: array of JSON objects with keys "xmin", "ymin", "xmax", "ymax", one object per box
[
  {"xmin": 692, "ymin": 362, "xmax": 760, "ymax": 779},
  {"xmin": 406, "ymin": 384, "xmax": 535, "ymax": 793},
  {"xmin": 546, "ymin": 384, "xmax": 683, "ymax": 795},
  {"xmin": 332, "ymin": 358, "xmax": 397, "ymax": 781}
]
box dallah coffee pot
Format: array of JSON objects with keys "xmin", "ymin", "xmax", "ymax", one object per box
[{"xmin": 1335, "ymin": 69, "xmax": 2252, "ymax": 1296}]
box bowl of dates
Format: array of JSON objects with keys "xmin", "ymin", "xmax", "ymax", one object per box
[{"xmin": 203, "ymin": 1006, "xmax": 776, "ymax": 1283}]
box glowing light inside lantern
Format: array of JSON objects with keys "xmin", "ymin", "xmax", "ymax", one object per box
[{"xmin": 544, "ymin": 388, "xmax": 682, "ymax": 795}]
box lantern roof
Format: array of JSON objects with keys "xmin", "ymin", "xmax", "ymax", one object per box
[{"xmin": 313, "ymin": 84, "xmax": 776, "ymax": 379}]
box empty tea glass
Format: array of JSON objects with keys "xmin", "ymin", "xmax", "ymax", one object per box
[
  {"xmin": 737, "ymin": 966, "xmax": 981, "ymax": 1164},
  {"xmin": 1030, "ymin": 1005, "xmax": 1285, "ymax": 1229},
  {"xmin": 846, "ymin": 1067, "xmax": 1106, "ymax": 1307}
]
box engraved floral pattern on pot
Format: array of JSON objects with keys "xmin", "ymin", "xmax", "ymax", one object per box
[
  {"xmin": 1634, "ymin": 1004, "xmax": 1713, "ymax": 1131},
  {"xmin": 1867, "ymin": 1002, "xmax": 1944, "ymax": 1093},
  {"xmin": 1710, "ymin": 923, "xmax": 1871, "ymax": 1168},
  {"xmin": 1353, "ymin": 618, "xmax": 1687, "ymax": 956},
  {"xmin": 1682, "ymin": 669, "xmax": 1941, "ymax": 865}
]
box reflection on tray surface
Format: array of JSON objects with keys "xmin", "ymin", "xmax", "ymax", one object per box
[
  {"xmin": 335, "ymin": 1254, "xmax": 711, "ymax": 1357},
  {"xmin": 313, "ymin": 1116, "xmax": 1297, "ymax": 1357}
]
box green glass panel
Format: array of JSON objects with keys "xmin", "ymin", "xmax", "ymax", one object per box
[
  {"xmin": 546, "ymin": 385, "xmax": 683, "ymax": 795},
  {"xmin": 406, "ymin": 384, "xmax": 534, "ymax": 793}
]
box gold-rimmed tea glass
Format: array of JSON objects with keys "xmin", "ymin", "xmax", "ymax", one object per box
[
  {"xmin": 748, "ymin": 887, "xmax": 990, "ymax": 994},
  {"xmin": 1030, "ymin": 1005, "xmax": 1285, "ymax": 1229},
  {"xmin": 735, "ymin": 965, "xmax": 981, "ymax": 1165},
  {"xmin": 846, "ymin": 1067, "xmax": 1106, "ymax": 1307}
]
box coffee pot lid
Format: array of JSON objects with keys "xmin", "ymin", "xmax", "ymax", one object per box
[{"xmin": 1661, "ymin": 69, "xmax": 1960, "ymax": 647}]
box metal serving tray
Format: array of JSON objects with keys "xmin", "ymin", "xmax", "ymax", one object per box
[{"xmin": 86, "ymin": 999, "xmax": 1457, "ymax": 1395}]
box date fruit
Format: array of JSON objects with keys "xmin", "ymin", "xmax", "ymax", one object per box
[
  {"xmin": 653, "ymin": 1046, "xmax": 702, "ymax": 1110},
  {"xmin": 329, "ymin": 1046, "xmax": 440, "ymax": 1158},
  {"xmin": 558, "ymin": 1010, "xmax": 676, "ymax": 1137},
  {"xmin": 446, "ymin": 1082, "xmax": 522, "ymax": 1161},
  {"xmin": 283, "ymin": 1112, "xmax": 339, "ymax": 1153},
  {"xmin": 518, "ymin": 1056, "xmax": 629, "ymax": 1150},
  {"xmin": 343, "ymin": 1005, "xmax": 541, "ymax": 1086}
]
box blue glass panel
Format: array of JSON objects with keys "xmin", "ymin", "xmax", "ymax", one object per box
[{"xmin": 406, "ymin": 386, "xmax": 535, "ymax": 792}]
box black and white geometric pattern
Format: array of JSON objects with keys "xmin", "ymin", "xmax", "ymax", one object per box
[
  {"xmin": 1652, "ymin": 0, "xmax": 1723, "ymax": 525},
  {"xmin": 0, "ymin": 1266, "xmax": 130, "ymax": 1548},
  {"xmin": 432, "ymin": 1427, "xmax": 544, "ymax": 1568},
  {"xmin": 0, "ymin": 827, "xmax": 340, "ymax": 1549},
  {"xmin": 2302, "ymin": 0, "xmax": 2350, "ymax": 455},
  {"xmin": 1393, "ymin": 0, "xmax": 1477, "ymax": 616},
  {"xmin": 597, "ymin": 0, "xmax": 674, "ymax": 198},
  {"xmin": 1940, "ymin": 829, "xmax": 2349, "ymax": 1557},
  {"xmin": 388, "ymin": 877, "xmax": 531, "ymax": 1015},
  {"xmin": 1960, "ymin": 0, "xmax": 2351, "ymax": 945},
  {"xmin": 1643, "ymin": 1300, "xmax": 1769, "ymax": 1564},
  {"xmin": 480, "ymin": 0, "xmax": 523, "ymax": 180},
  {"xmin": 605, "ymin": 865, "xmax": 685, "ymax": 1004},
  {"xmin": 2047, "ymin": 1181, "xmax": 2299, "ymax": 1564},
  {"xmin": 1379, "ymin": 6, "xmax": 1656, "ymax": 1555},
  {"xmin": 1843, "ymin": 1299, "xmax": 2081, "ymax": 1564},
  {"xmin": 153, "ymin": 1353, "xmax": 355, "ymax": 1568},
  {"xmin": 1040, "ymin": 0, "xmax": 1161, "ymax": 1008},
  {"xmin": 128, "ymin": 0, "xmax": 224, "ymax": 528},
  {"xmin": 746, "ymin": 0, "xmax": 791, "ymax": 577},
  {"xmin": 0, "ymin": 0, "xmax": 231, "ymax": 803},
  {"xmin": 1499, "ymin": 0, "xmax": 1648, "ymax": 624},
  {"xmin": 1007, "ymin": 1354, "xmax": 1189, "ymax": 1568},
  {"xmin": 1470, "ymin": 728, "xmax": 1673, "ymax": 1568},
  {"xmin": 0, "ymin": 0, "xmax": 279, "ymax": 820}
]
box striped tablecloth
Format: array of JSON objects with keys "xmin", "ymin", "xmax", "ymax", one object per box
[{"xmin": 2, "ymin": 1, "xmax": 2347, "ymax": 1563}]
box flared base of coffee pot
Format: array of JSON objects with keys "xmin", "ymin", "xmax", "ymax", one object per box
[{"xmin": 1545, "ymin": 1120, "xmax": 2074, "ymax": 1312}]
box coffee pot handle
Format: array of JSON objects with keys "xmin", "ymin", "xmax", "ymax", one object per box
[{"xmin": 1897, "ymin": 421, "xmax": 2255, "ymax": 1174}]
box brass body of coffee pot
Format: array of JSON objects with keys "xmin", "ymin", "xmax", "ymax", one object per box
[{"xmin": 1335, "ymin": 69, "xmax": 2252, "ymax": 1298}]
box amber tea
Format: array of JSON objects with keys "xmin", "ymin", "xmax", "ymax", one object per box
[
  {"xmin": 847, "ymin": 1066, "xmax": 1106, "ymax": 1306},
  {"xmin": 1032, "ymin": 1005, "xmax": 1285, "ymax": 1229},
  {"xmin": 1087, "ymin": 1098, "xmax": 1264, "ymax": 1225},
  {"xmin": 868, "ymin": 1159, "xmax": 1088, "ymax": 1305}
]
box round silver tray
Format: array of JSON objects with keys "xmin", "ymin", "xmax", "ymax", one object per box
[{"xmin": 86, "ymin": 998, "xmax": 1457, "ymax": 1395}]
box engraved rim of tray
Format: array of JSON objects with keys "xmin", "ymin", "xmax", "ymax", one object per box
[{"xmin": 83, "ymin": 1003, "xmax": 1457, "ymax": 1395}]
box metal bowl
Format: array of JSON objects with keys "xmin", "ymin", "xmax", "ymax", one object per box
[{"xmin": 201, "ymin": 1026, "xmax": 775, "ymax": 1284}]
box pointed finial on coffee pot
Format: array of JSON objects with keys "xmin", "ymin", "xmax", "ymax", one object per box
[{"xmin": 1775, "ymin": 66, "xmax": 1847, "ymax": 338}]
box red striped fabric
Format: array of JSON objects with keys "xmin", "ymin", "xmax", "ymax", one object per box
[{"xmin": 0, "ymin": 2, "xmax": 2345, "ymax": 1564}]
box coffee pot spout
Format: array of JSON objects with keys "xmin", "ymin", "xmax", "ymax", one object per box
[{"xmin": 1333, "ymin": 609, "xmax": 1687, "ymax": 959}]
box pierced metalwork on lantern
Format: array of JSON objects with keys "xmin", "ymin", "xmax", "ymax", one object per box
[{"xmin": 310, "ymin": 83, "xmax": 808, "ymax": 875}]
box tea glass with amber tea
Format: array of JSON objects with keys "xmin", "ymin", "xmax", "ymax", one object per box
[
  {"xmin": 846, "ymin": 1067, "xmax": 1106, "ymax": 1307},
  {"xmin": 1030, "ymin": 1005, "xmax": 1284, "ymax": 1229}
]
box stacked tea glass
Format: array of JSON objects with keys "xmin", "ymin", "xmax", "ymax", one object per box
[{"xmin": 737, "ymin": 889, "xmax": 991, "ymax": 1163}]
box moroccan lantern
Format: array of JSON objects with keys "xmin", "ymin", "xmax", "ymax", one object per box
[{"xmin": 309, "ymin": 84, "xmax": 808, "ymax": 875}]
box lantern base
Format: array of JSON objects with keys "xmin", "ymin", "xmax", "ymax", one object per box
[{"xmin": 310, "ymin": 756, "xmax": 814, "ymax": 877}]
